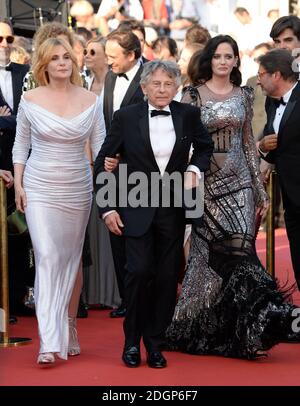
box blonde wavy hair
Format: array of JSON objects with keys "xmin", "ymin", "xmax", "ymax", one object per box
[{"xmin": 32, "ymin": 38, "xmax": 82, "ymax": 86}]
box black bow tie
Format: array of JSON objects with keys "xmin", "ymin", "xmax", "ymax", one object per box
[
  {"xmin": 0, "ymin": 64, "xmax": 12, "ymax": 71},
  {"xmin": 273, "ymin": 97, "xmax": 286, "ymax": 108},
  {"xmin": 117, "ymin": 73, "xmax": 128, "ymax": 80},
  {"xmin": 150, "ymin": 110, "xmax": 171, "ymax": 117}
]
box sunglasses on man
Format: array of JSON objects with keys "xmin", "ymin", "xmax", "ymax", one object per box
[
  {"xmin": 83, "ymin": 49, "xmax": 96, "ymax": 56},
  {"xmin": 0, "ymin": 35, "xmax": 15, "ymax": 45}
]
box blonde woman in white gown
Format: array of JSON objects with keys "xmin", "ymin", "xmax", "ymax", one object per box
[{"xmin": 13, "ymin": 38, "xmax": 106, "ymax": 364}]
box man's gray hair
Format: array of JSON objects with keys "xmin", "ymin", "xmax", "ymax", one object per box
[{"xmin": 140, "ymin": 60, "xmax": 181, "ymax": 87}]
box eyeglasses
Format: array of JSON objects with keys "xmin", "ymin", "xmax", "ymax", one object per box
[
  {"xmin": 0, "ymin": 35, "xmax": 15, "ymax": 45},
  {"xmin": 83, "ymin": 49, "xmax": 96, "ymax": 56},
  {"xmin": 257, "ymin": 71, "xmax": 269, "ymax": 79}
]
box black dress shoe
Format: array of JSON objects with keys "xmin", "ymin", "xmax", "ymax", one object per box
[
  {"xmin": 110, "ymin": 306, "xmax": 126, "ymax": 318},
  {"xmin": 77, "ymin": 296, "xmax": 88, "ymax": 318},
  {"xmin": 122, "ymin": 346, "xmax": 141, "ymax": 368},
  {"xmin": 9, "ymin": 315, "xmax": 17, "ymax": 324},
  {"xmin": 280, "ymin": 332, "xmax": 300, "ymax": 343},
  {"xmin": 147, "ymin": 351, "xmax": 167, "ymax": 368}
]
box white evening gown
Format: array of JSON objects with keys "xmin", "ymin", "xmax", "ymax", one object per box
[{"xmin": 13, "ymin": 96, "xmax": 106, "ymax": 359}]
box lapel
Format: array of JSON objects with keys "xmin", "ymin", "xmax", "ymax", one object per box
[
  {"xmin": 278, "ymin": 81, "xmax": 300, "ymax": 135},
  {"xmin": 103, "ymin": 70, "xmax": 117, "ymax": 126},
  {"xmin": 266, "ymin": 98, "xmax": 276, "ymax": 134},
  {"xmin": 165, "ymin": 101, "xmax": 183, "ymax": 173},
  {"xmin": 138, "ymin": 102, "xmax": 160, "ymax": 171},
  {"xmin": 10, "ymin": 63, "xmax": 23, "ymax": 114},
  {"xmin": 0, "ymin": 86, "xmax": 6, "ymax": 106},
  {"xmin": 121, "ymin": 64, "xmax": 143, "ymax": 107}
]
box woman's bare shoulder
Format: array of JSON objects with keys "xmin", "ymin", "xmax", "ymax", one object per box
[
  {"xmin": 75, "ymin": 86, "xmax": 97, "ymax": 104},
  {"xmin": 23, "ymin": 87, "xmax": 45, "ymax": 103}
]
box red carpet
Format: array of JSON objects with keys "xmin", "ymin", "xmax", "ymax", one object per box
[{"xmin": 1, "ymin": 229, "xmax": 300, "ymax": 386}]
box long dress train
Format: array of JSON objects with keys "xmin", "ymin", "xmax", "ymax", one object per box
[
  {"xmin": 13, "ymin": 96, "xmax": 106, "ymax": 358},
  {"xmin": 166, "ymin": 85, "xmax": 299, "ymax": 359}
]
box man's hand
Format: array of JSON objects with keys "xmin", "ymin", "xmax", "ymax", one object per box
[
  {"xmin": 257, "ymin": 199, "xmax": 270, "ymax": 217},
  {"xmin": 260, "ymin": 161, "xmax": 274, "ymax": 184},
  {"xmin": 104, "ymin": 211, "xmax": 124, "ymax": 236},
  {"xmin": 184, "ymin": 171, "xmax": 199, "ymax": 190},
  {"xmin": 259, "ymin": 134, "xmax": 278, "ymax": 153},
  {"xmin": 0, "ymin": 169, "xmax": 14, "ymax": 188},
  {"xmin": 0, "ymin": 105, "xmax": 11, "ymax": 117},
  {"xmin": 104, "ymin": 155, "xmax": 119, "ymax": 172}
]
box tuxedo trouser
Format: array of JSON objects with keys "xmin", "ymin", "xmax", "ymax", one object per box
[
  {"xmin": 109, "ymin": 233, "xmax": 127, "ymax": 305},
  {"xmin": 284, "ymin": 205, "xmax": 300, "ymax": 290},
  {"xmin": 123, "ymin": 207, "xmax": 185, "ymax": 351}
]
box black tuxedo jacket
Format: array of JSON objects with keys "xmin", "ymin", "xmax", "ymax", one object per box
[
  {"xmin": 94, "ymin": 101, "xmax": 214, "ymax": 237},
  {"xmin": 103, "ymin": 64, "xmax": 144, "ymax": 131},
  {"xmin": 262, "ymin": 81, "xmax": 300, "ymax": 207},
  {"xmin": 0, "ymin": 62, "xmax": 29, "ymax": 170}
]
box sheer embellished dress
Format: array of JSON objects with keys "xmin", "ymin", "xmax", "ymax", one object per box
[{"xmin": 166, "ymin": 85, "xmax": 300, "ymax": 359}]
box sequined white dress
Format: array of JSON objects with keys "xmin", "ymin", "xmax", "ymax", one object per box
[{"xmin": 13, "ymin": 96, "xmax": 106, "ymax": 358}]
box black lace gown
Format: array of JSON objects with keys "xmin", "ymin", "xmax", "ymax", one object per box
[{"xmin": 166, "ymin": 85, "xmax": 299, "ymax": 359}]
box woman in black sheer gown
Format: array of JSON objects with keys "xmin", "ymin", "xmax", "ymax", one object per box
[{"xmin": 166, "ymin": 35, "xmax": 300, "ymax": 360}]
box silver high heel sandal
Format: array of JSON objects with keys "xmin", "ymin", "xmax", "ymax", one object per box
[
  {"xmin": 68, "ymin": 317, "xmax": 80, "ymax": 356},
  {"xmin": 37, "ymin": 352, "xmax": 55, "ymax": 364}
]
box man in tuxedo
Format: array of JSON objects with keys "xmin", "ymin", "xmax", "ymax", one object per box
[
  {"xmin": 95, "ymin": 60, "xmax": 213, "ymax": 368},
  {"xmin": 103, "ymin": 29, "xmax": 145, "ymax": 318},
  {"xmin": 260, "ymin": 15, "xmax": 300, "ymax": 230},
  {"xmin": 0, "ymin": 19, "xmax": 30, "ymax": 317},
  {"xmin": 257, "ymin": 49, "xmax": 300, "ymax": 290},
  {"xmin": 0, "ymin": 19, "xmax": 29, "ymax": 186}
]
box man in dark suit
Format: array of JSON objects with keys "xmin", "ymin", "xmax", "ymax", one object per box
[
  {"xmin": 103, "ymin": 30, "xmax": 145, "ymax": 318},
  {"xmin": 0, "ymin": 18, "xmax": 30, "ymax": 317},
  {"xmin": 95, "ymin": 60, "xmax": 213, "ymax": 368},
  {"xmin": 0, "ymin": 19, "xmax": 29, "ymax": 181},
  {"xmin": 257, "ymin": 49, "xmax": 300, "ymax": 289}
]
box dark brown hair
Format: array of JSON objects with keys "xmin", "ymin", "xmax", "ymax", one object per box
[
  {"xmin": 185, "ymin": 24, "xmax": 211, "ymax": 47},
  {"xmin": 106, "ymin": 30, "xmax": 141, "ymax": 60},
  {"xmin": 152, "ymin": 36, "xmax": 178, "ymax": 59},
  {"xmin": 188, "ymin": 35, "xmax": 241, "ymax": 87},
  {"xmin": 118, "ymin": 19, "xmax": 146, "ymax": 40},
  {"xmin": 258, "ymin": 49, "xmax": 298, "ymax": 81},
  {"xmin": 270, "ymin": 15, "xmax": 300, "ymax": 41}
]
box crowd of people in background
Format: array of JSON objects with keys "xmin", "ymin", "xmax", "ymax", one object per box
[{"xmin": 1, "ymin": 0, "xmax": 300, "ymax": 367}]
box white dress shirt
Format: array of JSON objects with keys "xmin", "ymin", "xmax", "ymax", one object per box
[
  {"xmin": 113, "ymin": 61, "xmax": 141, "ymax": 113},
  {"xmin": 0, "ymin": 66, "xmax": 14, "ymax": 111},
  {"xmin": 273, "ymin": 82, "xmax": 298, "ymax": 134},
  {"xmin": 148, "ymin": 103, "xmax": 175, "ymax": 176},
  {"xmin": 148, "ymin": 103, "xmax": 201, "ymax": 179}
]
